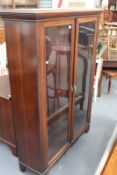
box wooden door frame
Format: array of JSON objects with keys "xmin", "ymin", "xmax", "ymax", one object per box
[
  {"xmin": 38, "ymin": 18, "xmax": 75, "ymax": 166},
  {"xmin": 72, "ymin": 16, "xmax": 99, "ymax": 139}
]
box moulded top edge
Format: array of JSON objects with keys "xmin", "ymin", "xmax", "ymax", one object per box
[{"xmin": 0, "ymin": 8, "xmax": 103, "ymax": 20}]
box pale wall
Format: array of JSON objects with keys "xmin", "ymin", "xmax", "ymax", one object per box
[{"xmin": 52, "ymin": 0, "xmax": 101, "ymax": 8}]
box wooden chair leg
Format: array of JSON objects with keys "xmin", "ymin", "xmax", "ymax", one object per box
[
  {"xmin": 108, "ymin": 76, "xmax": 112, "ymax": 94},
  {"xmin": 80, "ymin": 102, "xmax": 83, "ymax": 110}
]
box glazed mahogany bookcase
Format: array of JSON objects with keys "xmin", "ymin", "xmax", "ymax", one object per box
[{"xmin": 0, "ymin": 9, "xmax": 102, "ymax": 175}]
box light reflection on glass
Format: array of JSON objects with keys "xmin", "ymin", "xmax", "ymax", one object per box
[
  {"xmin": 45, "ymin": 25, "xmax": 71, "ymax": 160},
  {"xmin": 73, "ymin": 21, "xmax": 95, "ymax": 137}
]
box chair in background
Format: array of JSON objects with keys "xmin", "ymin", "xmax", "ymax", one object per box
[
  {"xmin": 98, "ymin": 24, "xmax": 117, "ymax": 96},
  {"xmin": 105, "ymin": 24, "xmax": 117, "ymax": 61},
  {"xmin": 93, "ymin": 41, "xmax": 107, "ymax": 102},
  {"xmin": 99, "ymin": 69, "xmax": 117, "ymax": 95},
  {"xmin": 46, "ymin": 33, "xmax": 71, "ymax": 115}
]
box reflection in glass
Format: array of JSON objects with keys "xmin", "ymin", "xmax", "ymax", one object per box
[
  {"xmin": 0, "ymin": 23, "xmax": 11, "ymax": 100},
  {"xmin": 73, "ymin": 21, "xmax": 95, "ymax": 137},
  {"xmin": 45, "ymin": 25, "xmax": 71, "ymax": 160}
]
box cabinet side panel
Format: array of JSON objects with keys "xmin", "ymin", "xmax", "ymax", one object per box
[{"xmin": 5, "ymin": 20, "xmax": 44, "ymax": 172}]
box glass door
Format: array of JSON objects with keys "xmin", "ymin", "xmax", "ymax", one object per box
[
  {"xmin": 73, "ymin": 19, "xmax": 96, "ymax": 138},
  {"xmin": 44, "ymin": 20, "xmax": 75, "ymax": 161}
]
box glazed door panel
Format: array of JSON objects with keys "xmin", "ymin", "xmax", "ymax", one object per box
[
  {"xmin": 44, "ymin": 20, "xmax": 75, "ymax": 161},
  {"xmin": 73, "ymin": 19, "xmax": 96, "ymax": 138}
]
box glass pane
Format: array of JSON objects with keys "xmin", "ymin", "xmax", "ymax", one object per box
[
  {"xmin": 0, "ymin": 21, "xmax": 11, "ymax": 100},
  {"xmin": 73, "ymin": 21, "xmax": 95, "ymax": 137},
  {"xmin": 45, "ymin": 25, "xmax": 71, "ymax": 160}
]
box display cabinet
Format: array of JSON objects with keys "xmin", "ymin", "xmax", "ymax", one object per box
[{"xmin": 0, "ymin": 9, "xmax": 102, "ymax": 174}]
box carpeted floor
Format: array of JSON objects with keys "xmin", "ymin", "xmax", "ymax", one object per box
[{"xmin": 0, "ymin": 78, "xmax": 117, "ymax": 175}]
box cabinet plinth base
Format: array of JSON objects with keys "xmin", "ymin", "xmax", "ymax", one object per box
[{"xmin": 10, "ymin": 146, "xmax": 17, "ymax": 157}]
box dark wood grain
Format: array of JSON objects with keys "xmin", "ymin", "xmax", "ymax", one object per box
[
  {"xmin": 0, "ymin": 97, "xmax": 16, "ymax": 155},
  {"xmin": 0, "ymin": 73, "xmax": 16, "ymax": 155},
  {"xmin": 0, "ymin": 9, "xmax": 102, "ymax": 175},
  {"xmin": 0, "ymin": 8, "xmax": 102, "ymax": 20},
  {"xmin": 103, "ymin": 61, "xmax": 117, "ymax": 68},
  {"xmin": 5, "ymin": 20, "xmax": 48, "ymax": 173}
]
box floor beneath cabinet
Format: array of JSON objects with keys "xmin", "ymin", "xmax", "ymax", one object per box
[{"xmin": 0, "ymin": 78, "xmax": 117, "ymax": 175}]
